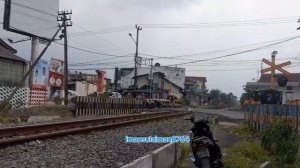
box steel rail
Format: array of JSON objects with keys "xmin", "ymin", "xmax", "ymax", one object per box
[{"xmin": 0, "ymin": 111, "xmax": 190, "ymax": 147}]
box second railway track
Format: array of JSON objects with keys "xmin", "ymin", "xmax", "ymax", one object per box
[{"xmin": 0, "ymin": 111, "xmax": 190, "ymax": 147}]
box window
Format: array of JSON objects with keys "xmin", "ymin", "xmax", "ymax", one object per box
[{"xmin": 176, "ymin": 74, "xmax": 179, "ymax": 77}]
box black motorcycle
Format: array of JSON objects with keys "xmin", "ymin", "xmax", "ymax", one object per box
[{"xmin": 185, "ymin": 115, "xmax": 223, "ymax": 168}]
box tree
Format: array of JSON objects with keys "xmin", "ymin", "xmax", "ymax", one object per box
[
  {"xmin": 208, "ymin": 89, "xmax": 237, "ymax": 107},
  {"xmin": 209, "ymin": 89, "xmax": 221, "ymax": 105}
]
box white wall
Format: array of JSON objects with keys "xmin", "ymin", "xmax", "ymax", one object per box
[{"xmin": 75, "ymin": 81, "xmax": 97, "ymax": 96}]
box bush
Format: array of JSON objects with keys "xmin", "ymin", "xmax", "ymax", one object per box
[
  {"xmin": 261, "ymin": 120, "xmax": 299, "ymax": 165},
  {"xmin": 233, "ymin": 124, "xmax": 253, "ymax": 138}
]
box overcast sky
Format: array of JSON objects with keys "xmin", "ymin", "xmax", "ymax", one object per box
[{"xmin": 1, "ymin": 0, "xmax": 300, "ymax": 97}]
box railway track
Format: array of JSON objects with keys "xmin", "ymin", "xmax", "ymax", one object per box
[{"xmin": 0, "ymin": 111, "xmax": 190, "ymax": 147}]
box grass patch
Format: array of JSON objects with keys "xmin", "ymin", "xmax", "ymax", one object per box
[
  {"xmin": 233, "ymin": 124, "xmax": 253, "ymax": 138},
  {"xmin": 0, "ymin": 116, "xmax": 18, "ymax": 124},
  {"xmin": 223, "ymin": 142, "xmax": 271, "ymax": 168},
  {"xmin": 172, "ymin": 143, "xmax": 192, "ymax": 168}
]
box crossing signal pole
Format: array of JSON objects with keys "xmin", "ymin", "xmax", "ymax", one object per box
[
  {"xmin": 58, "ymin": 10, "xmax": 72, "ymax": 105},
  {"xmin": 261, "ymin": 51, "xmax": 291, "ymax": 89}
]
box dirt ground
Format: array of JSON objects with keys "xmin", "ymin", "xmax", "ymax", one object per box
[{"xmin": 0, "ymin": 105, "xmax": 73, "ymax": 124}]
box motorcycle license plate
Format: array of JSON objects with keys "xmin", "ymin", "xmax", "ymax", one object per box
[{"xmin": 196, "ymin": 148, "xmax": 210, "ymax": 158}]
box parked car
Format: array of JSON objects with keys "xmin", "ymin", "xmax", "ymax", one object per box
[
  {"xmin": 52, "ymin": 90, "xmax": 80, "ymax": 101},
  {"xmin": 68, "ymin": 90, "xmax": 80, "ymax": 100},
  {"xmin": 103, "ymin": 91, "xmax": 122, "ymax": 98}
]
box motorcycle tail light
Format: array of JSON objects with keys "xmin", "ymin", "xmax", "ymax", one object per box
[{"xmin": 196, "ymin": 143, "xmax": 208, "ymax": 151}]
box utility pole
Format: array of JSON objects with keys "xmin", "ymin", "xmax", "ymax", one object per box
[
  {"xmin": 58, "ymin": 10, "xmax": 72, "ymax": 105},
  {"xmin": 149, "ymin": 58, "xmax": 153, "ymax": 99},
  {"xmin": 134, "ymin": 25, "xmax": 142, "ymax": 90},
  {"xmin": 271, "ymin": 52, "xmax": 276, "ymax": 89},
  {"xmin": 114, "ymin": 67, "xmax": 118, "ymax": 91}
]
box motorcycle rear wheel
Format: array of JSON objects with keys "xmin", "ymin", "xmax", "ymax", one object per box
[{"xmin": 195, "ymin": 157, "xmax": 210, "ymax": 168}]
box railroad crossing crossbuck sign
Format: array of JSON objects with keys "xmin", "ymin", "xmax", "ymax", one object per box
[{"xmin": 260, "ymin": 51, "xmax": 291, "ymax": 89}]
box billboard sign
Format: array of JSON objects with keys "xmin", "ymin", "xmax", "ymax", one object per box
[
  {"xmin": 49, "ymin": 58, "xmax": 64, "ymax": 88},
  {"xmin": 3, "ymin": 0, "xmax": 59, "ymax": 40},
  {"xmin": 32, "ymin": 59, "xmax": 49, "ymax": 89},
  {"xmin": 49, "ymin": 71, "xmax": 63, "ymax": 88},
  {"xmin": 50, "ymin": 58, "xmax": 64, "ymax": 74}
]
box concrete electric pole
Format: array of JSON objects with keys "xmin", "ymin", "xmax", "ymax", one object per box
[
  {"xmin": 133, "ymin": 25, "xmax": 142, "ymax": 90},
  {"xmin": 58, "ymin": 10, "xmax": 72, "ymax": 105}
]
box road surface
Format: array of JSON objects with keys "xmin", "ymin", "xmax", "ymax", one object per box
[{"xmin": 192, "ymin": 107, "xmax": 244, "ymax": 120}]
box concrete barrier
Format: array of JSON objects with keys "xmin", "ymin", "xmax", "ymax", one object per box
[
  {"xmin": 152, "ymin": 142, "xmax": 182, "ymax": 168},
  {"xmin": 121, "ymin": 142, "xmax": 182, "ymax": 168},
  {"xmin": 121, "ymin": 154, "xmax": 152, "ymax": 168}
]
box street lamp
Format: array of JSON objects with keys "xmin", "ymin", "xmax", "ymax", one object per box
[
  {"xmin": 128, "ymin": 33, "xmax": 136, "ymax": 45},
  {"xmin": 7, "ymin": 37, "xmax": 31, "ymax": 43}
]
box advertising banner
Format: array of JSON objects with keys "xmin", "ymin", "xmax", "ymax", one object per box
[
  {"xmin": 49, "ymin": 58, "xmax": 64, "ymax": 88},
  {"xmin": 32, "ymin": 59, "xmax": 49, "ymax": 89},
  {"xmin": 50, "ymin": 58, "xmax": 64, "ymax": 75}
]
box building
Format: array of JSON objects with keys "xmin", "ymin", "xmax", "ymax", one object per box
[
  {"xmin": 117, "ymin": 64, "xmax": 186, "ymax": 91},
  {"xmin": 68, "ymin": 71, "xmax": 113, "ymax": 96},
  {"xmin": 184, "ymin": 76, "xmax": 207, "ymax": 106},
  {"xmin": 245, "ymin": 73, "xmax": 300, "ymax": 104},
  {"xmin": 68, "ymin": 81, "xmax": 97, "ymax": 96},
  {"xmin": 68, "ymin": 71, "xmax": 98, "ymax": 83},
  {"xmin": 0, "ymin": 39, "xmax": 27, "ymax": 86},
  {"xmin": 133, "ymin": 72, "xmax": 183, "ymax": 99}
]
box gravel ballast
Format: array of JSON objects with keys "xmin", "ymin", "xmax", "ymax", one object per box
[{"xmin": 0, "ymin": 113, "xmax": 214, "ymax": 168}]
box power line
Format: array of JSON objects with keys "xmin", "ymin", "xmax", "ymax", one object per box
[
  {"xmin": 186, "ymin": 64, "xmax": 298, "ymax": 72},
  {"xmin": 139, "ymin": 35, "xmax": 300, "ymax": 60},
  {"xmin": 73, "ymin": 24, "xmax": 129, "ymax": 53},
  {"xmin": 186, "ymin": 68, "xmax": 260, "ymax": 71},
  {"xmin": 165, "ymin": 35, "xmax": 300, "ymax": 66},
  {"xmin": 69, "ymin": 64, "xmax": 134, "ymax": 71},
  {"xmin": 69, "ymin": 25, "xmax": 135, "ymax": 37},
  {"xmin": 69, "ymin": 54, "xmax": 133, "ymax": 65},
  {"xmin": 140, "ymin": 16, "xmax": 298, "ymax": 29},
  {"xmin": 70, "ymin": 60, "xmax": 133, "ymax": 66},
  {"xmin": 53, "ymin": 41, "xmax": 131, "ymax": 57}
]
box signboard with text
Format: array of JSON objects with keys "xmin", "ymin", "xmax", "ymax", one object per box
[{"xmin": 49, "ymin": 58, "xmax": 64, "ymax": 88}]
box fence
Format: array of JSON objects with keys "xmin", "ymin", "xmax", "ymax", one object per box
[
  {"xmin": 75, "ymin": 96, "xmax": 143, "ymax": 117},
  {"xmin": 27, "ymin": 88, "xmax": 49, "ymax": 107},
  {"xmin": 244, "ymin": 104, "xmax": 300, "ymax": 132},
  {"xmin": 0, "ymin": 86, "xmax": 51, "ymax": 109}
]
